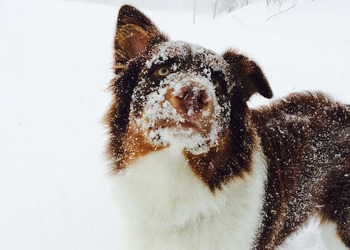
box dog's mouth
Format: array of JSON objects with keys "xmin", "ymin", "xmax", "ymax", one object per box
[
  {"xmin": 175, "ymin": 120, "xmax": 201, "ymax": 131},
  {"xmin": 152, "ymin": 121, "xmax": 196, "ymax": 131},
  {"xmin": 138, "ymin": 103, "xmax": 219, "ymax": 155},
  {"xmin": 149, "ymin": 114, "xmax": 211, "ymax": 137},
  {"xmin": 146, "ymin": 119, "xmax": 214, "ymax": 155}
]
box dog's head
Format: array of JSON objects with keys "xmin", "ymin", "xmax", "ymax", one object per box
[{"xmin": 106, "ymin": 5, "xmax": 272, "ymax": 190}]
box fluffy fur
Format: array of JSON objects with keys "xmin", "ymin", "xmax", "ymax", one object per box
[
  {"xmin": 105, "ymin": 5, "xmax": 350, "ymax": 250},
  {"xmin": 113, "ymin": 140, "xmax": 267, "ymax": 250}
]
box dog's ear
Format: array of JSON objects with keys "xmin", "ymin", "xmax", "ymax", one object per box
[
  {"xmin": 114, "ymin": 5, "xmax": 168, "ymax": 73},
  {"xmin": 223, "ymin": 50, "xmax": 273, "ymax": 101}
]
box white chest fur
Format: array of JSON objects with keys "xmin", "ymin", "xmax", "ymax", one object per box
[{"xmin": 112, "ymin": 143, "xmax": 267, "ymax": 250}]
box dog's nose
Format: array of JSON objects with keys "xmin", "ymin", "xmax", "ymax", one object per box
[{"xmin": 174, "ymin": 82, "xmax": 211, "ymax": 115}]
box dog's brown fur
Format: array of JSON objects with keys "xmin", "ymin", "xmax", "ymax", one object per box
[
  {"xmin": 252, "ymin": 92, "xmax": 350, "ymax": 248},
  {"xmin": 106, "ymin": 5, "xmax": 350, "ymax": 249}
]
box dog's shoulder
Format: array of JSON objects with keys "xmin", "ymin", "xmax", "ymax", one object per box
[
  {"xmin": 252, "ymin": 91, "xmax": 350, "ymax": 130},
  {"xmin": 250, "ymin": 92, "xmax": 350, "ymax": 249},
  {"xmin": 251, "ymin": 91, "xmax": 350, "ymax": 159}
]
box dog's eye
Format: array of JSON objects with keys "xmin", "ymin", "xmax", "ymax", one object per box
[{"xmin": 155, "ymin": 66, "xmax": 171, "ymax": 77}]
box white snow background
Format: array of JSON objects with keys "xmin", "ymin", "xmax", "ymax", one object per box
[{"xmin": 0, "ymin": 0, "xmax": 349, "ymax": 249}]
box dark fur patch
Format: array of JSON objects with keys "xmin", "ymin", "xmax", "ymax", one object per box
[
  {"xmin": 252, "ymin": 92, "xmax": 350, "ymax": 249},
  {"xmin": 222, "ymin": 50, "xmax": 273, "ymax": 100}
]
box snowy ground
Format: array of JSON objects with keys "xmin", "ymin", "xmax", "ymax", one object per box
[{"xmin": 0, "ymin": 0, "xmax": 349, "ymax": 249}]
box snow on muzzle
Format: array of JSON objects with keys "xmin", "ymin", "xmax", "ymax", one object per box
[{"xmin": 132, "ymin": 73, "xmax": 225, "ymax": 154}]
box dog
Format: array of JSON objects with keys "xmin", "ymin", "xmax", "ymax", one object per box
[{"xmin": 105, "ymin": 5, "xmax": 350, "ymax": 250}]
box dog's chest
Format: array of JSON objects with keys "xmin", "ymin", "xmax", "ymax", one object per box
[{"xmin": 112, "ymin": 144, "xmax": 267, "ymax": 250}]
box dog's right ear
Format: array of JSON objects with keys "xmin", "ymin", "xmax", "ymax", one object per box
[
  {"xmin": 223, "ymin": 50, "xmax": 273, "ymax": 101},
  {"xmin": 114, "ymin": 5, "xmax": 168, "ymax": 73}
]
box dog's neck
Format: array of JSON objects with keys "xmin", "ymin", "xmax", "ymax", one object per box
[{"xmin": 112, "ymin": 138, "xmax": 267, "ymax": 250}]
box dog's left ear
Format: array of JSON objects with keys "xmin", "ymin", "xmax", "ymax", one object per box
[
  {"xmin": 114, "ymin": 5, "xmax": 168, "ymax": 73},
  {"xmin": 223, "ymin": 50, "xmax": 273, "ymax": 101}
]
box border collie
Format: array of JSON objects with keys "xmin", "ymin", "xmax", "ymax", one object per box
[{"xmin": 105, "ymin": 5, "xmax": 350, "ymax": 250}]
